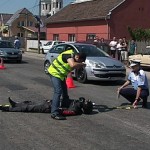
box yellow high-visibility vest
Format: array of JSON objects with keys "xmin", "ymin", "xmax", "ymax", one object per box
[{"xmin": 48, "ymin": 50, "xmax": 74, "ymax": 81}]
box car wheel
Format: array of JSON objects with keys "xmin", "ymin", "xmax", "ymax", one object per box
[
  {"xmin": 44, "ymin": 61, "xmax": 50, "ymax": 74},
  {"xmin": 76, "ymin": 68, "xmax": 87, "ymax": 83}
]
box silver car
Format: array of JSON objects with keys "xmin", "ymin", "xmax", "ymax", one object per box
[
  {"xmin": 0, "ymin": 40, "xmax": 22, "ymax": 63},
  {"xmin": 44, "ymin": 43, "xmax": 126, "ymax": 83}
]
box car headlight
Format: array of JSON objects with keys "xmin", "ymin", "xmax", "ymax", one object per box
[
  {"xmin": 88, "ymin": 60, "xmax": 106, "ymax": 68},
  {"xmin": 0, "ymin": 50, "xmax": 4, "ymax": 55},
  {"xmin": 18, "ymin": 51, "xmax": 22, "ymax": 55}
]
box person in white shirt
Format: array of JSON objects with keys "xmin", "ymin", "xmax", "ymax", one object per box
[
  {"xmin": 116, "ymin": 38, "xmax": 123, "ymax": 61},
  {"xmin": 109, "ymin": 37, "xmax": 117, "ymax": 58},
  {"xmin": 117, "ymin": 60, "xmax": 149, "ymax": 108},
  {"xmin": 14, "ymin": 36, "xmax": 21, "ymax": 49}
]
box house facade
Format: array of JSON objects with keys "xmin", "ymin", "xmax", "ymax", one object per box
[
  {"xmin": 41, "ymin": 0, "xmax": 63, "ymax": 16},
  {"xmin": 46, "ymin": 0, "xmax": 150, "ymax": 42},
  {"xmin": 0, "ymin": 14, "xmax": 12, "ymax": 37},
  {"xmin": 6, "ymin": 8, "xmax": 37, "ymax": 38}
]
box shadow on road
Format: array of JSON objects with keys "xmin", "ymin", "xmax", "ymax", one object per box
[
  {"xmin": 93, "ymin": 102, "xmax": 150, "ymax": 113},
  {"xmin": 3, "ymin": 60, "xmax": 28, "ymax": 64},
  {"xmin": 93, "ymin": 105, "xmax": 115, "ymax": 112},
  {"xmin": 83, "ymin": 80, "xmax": 126, "ymax": 86}
]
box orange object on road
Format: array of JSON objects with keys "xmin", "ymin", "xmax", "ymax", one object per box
[
  {"xmin": 0, "ymin": 57, "xmax": 6, "ymax": 69},
  {"xmin": 66, "ymin": 72, "xmax": 76, "ymax": 88}
]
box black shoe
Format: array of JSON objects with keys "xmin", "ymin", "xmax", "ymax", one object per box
[
  {"xmin": 8, "ymin": 97, "xmax": 16, "ymax": 107},
  {"xmin": 51, "ymin": 114, "xmax": 66, "ymax": 120},
  {"xmin": 1, "ymin": 105, "xmax": 10, "ymax": 111},
  {"xmin": 0, "ymin": 105, "xmax": 2, "ymax": 110}
]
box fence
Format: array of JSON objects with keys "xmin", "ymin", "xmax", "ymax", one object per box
[{"xmin": 136, "ymin": 41, "xmax": 150, "ymax": 53}]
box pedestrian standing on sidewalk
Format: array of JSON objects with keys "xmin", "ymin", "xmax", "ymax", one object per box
[
  {"xmin": 48, "ymin": 49, "xmax": 86, "ymax": 120},
  {"xmin": 109, "ymin": 37, "xmax": 117, "ymax": 58},
  {"xmin": 117, "ymin": 60, "xmax": 149, "ymax": 108},
  {"xmin": 14, "ymin": 36, "xmax": 21, "ymax": 49},
  {"xmin": 116, "ymin": 38, "xmax": 123, "ymax": 61},
  {"xmin": 121, "ymin": 37, "xmax": 128, "ymax": 65},
  {"xmin": 128, "ymin": 39, "xmax": 137, "ymax": 56}
]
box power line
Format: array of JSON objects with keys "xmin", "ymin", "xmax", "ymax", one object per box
[{"xmin": 28, "ymin": 0, "xmax": 39, "ymax": 15}]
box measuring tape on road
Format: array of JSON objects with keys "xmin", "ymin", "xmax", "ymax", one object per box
[{"xmin": 113, "ymin": 105, "xmax": 136, "ymax": 110}]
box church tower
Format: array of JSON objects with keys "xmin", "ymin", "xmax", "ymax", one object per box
[{"xmin": 41, "ymin": 0, "xmax": 63, "ymax": 16}]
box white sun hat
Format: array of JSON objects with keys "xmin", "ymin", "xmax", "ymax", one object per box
[{"xmin": 130, "ymin": 60, "xmax": 141, "ymax": 67}]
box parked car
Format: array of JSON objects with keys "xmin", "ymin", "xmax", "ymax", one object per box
[
  {"xmin": 0, "ymin": 40, "xmax": 22, "ymax": 63},
  {"xmin": 44, "ymin": 43, "xmax": 126, "ymax": 83},
  {"xmin": 128, "ymin": 46, "xmax": 150, "ymax": 67},
  {"xmin": 41, "ymin": 41, "xmax": 65, "ymax": 53},
  {"xmin": 76, "ymin": 40, "xmax": 111, "ymax": 54}
]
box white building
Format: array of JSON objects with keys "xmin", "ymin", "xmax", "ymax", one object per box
[
  {"xmin": 74, "ymin": 0, "xmax": 93, "ymax": 3},
  {"xmin": 41, "ymin": 0, "xmax": 63, "ymax": 16}
]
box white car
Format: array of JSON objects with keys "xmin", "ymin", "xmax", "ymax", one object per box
[
  {"xmin": 44, "ymin": 43, "xmax": 126, "ymax": 83},
  {"xmin": 41, "ymin": 41, "xmax": 65, "ymax": 53},
  {"xmin": 129, "ymin": 46, "xmax": 150, "ymax": 67}
]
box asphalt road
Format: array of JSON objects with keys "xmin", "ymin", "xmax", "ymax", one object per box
[{"xmin": 0, "ymin": 52, "xmax": 150, "ymax": 150}]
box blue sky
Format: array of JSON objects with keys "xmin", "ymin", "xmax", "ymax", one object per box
[{"xmin": 0, "ymin": 0, "xmax": 75, "ymax": 14}]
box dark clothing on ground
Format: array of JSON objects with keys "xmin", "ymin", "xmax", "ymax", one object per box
[
  {"xmin": 120, "ymin": 88, "xmax": 149, "ymax": 108},
  {"xmin": 8, "ymin": 100, "xmax": 51, "ymax": 113},
  {"xmin": 1, "ymin": 98, "xmax": 93, "ymax": 115}
]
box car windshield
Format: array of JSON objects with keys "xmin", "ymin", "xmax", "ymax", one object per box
[
  {"xmin": 0, "ymin": 41, "xmax": 14, "ymax": 48},
  {"xmin": 45, "ymin": 41, "xmax": 52, "ymax": 46},
  {"xmin": 74, "ymin": 44, "xmax": 109, "ymax": 57}
]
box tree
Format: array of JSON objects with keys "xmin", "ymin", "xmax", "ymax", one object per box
[{"xmin": 128, "ymin": 26, "xmax": 150, "ymax": 42}]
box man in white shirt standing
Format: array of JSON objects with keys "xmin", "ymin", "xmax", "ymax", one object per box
[
  {"xmin": 109, "ymin": 37, "xmax": 117, "ymax": 58},
  {"xmin": 14, "ymin": 36, "xmax": 21, "ymax": 49}
]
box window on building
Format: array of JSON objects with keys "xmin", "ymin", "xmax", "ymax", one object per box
[
  {"xmin": 17, "ymin": 32, "xmax": 23, "ymax": 37},
  {"xmin": 45, "ymin": 4, "xmax": 48, "ymax": 10},
  {"xmin": 56, "ymin": 2, "xmax": 59, "ymax": 8},
  {"xmin": 49, "ymin": 4, "xmax": 51, "ymax": 11},
  {"xmin": 21, "ymin": 21, "xmax": 25, "ymax": 26},
  {"xmin": 59, "ymin": 2, "xmax": 62, "ymax": 8},
  {"xmin": 68, "ymin": 34, "xmax": 76, "ymax": 42},
  {"xmin": 18, "ymin": 21, "xmax": 25, "ymax": 27},
  {"xmin": 53, "ymin": 2, "xmax": 55, "ymax": 8},
  {"xmin": 27, "ymin": 21, "xmax": 33, "ymax": 26},
  {"xmin": 53, "ymin": 34, "xmax": 59, "ymax": 41},
  {"xmin": 42, "ymin": 4, "xmax": 44, "ymax": 10},
  {"xmin": 86, "ymin": 34, "xmax": 96, "ymax": 41}
]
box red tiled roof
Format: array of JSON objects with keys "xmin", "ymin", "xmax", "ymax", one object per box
[{"xmin": 46, "ymin": 0, "xmax": 125, "ymax": 24}]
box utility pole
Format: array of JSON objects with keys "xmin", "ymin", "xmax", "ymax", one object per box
[{"xmin": 38, "ymin": 0, "xmax": 41, "ymax": 54}]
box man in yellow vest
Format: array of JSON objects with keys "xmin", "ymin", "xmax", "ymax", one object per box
[{"xmin": 48, "ymin": 50, "xmax": 86, "ymax": 120}]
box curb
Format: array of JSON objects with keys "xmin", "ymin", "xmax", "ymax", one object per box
[{"xmin": 23, "ymin": 51, "xmax": 46, "ymax": 60}]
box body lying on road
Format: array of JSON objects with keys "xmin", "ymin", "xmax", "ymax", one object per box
[{"xmin": 0, "ymin": 97, "xmax": 93, "ymax": 116}]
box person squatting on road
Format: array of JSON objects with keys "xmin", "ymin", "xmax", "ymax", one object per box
[
  {"xmin": 48, "ymin": 49, "xmax": 86, "ymax": 120},
  {"xmin": 117, "ymin": 60, "xmax": 149, "ymax": 108},
  {"xmin": 0, "ymin": 97, "xmax": 93, "ymax": 116}
]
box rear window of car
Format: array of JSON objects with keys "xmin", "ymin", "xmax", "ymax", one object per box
[
  {"xmin": 74, "ymin": 45, "xmax": 108, "ymax": 57},
  {"xmin": 0, "ymin": 41, "xmax": 14, "ymax": 48}
]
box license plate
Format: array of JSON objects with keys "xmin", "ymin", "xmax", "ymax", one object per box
[{"xmin": 9, "ymin": 55, "xmax": 17, "ymax": 58}]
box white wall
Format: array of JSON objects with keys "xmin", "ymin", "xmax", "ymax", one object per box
[{"xmin": 27, "ymin": 40, "xmax": 49, "ymax": 51}]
